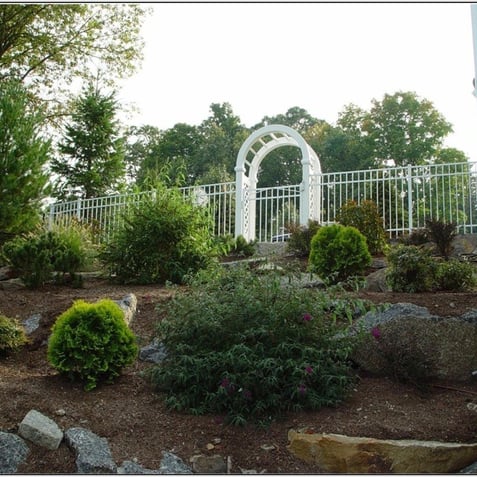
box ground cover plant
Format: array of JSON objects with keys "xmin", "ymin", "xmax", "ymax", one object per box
[
  {"xmin": 0, "ymin": 314, "xmax": 28, "ymax": 354},
  {"xmin": 148, "ymin": 265, "xmax": 374, "ymax": 426}
]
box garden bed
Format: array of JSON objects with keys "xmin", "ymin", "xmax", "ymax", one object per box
[{"xmin": 1, "ymin": 277, "xmax": 477, "ymax": 473}]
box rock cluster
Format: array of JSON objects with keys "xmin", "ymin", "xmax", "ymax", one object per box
[{"xmin": 1, "ymin": 409, "xmax": 193, "ymax": 474}]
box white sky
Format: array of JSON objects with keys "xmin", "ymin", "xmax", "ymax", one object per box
[{"xmin": 118, "ymin": 2, "xmax": 477, "ymax": 162}]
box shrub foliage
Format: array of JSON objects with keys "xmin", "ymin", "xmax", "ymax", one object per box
[
  {"xmin": 425, "ymin": 218, "xmax": 456, "ymax": 259},
  {"xmin": 436, "ymin": 259, "xmax": 476, "ymax": 291},
  {"xmin": 148, "ymin": 266, "xmax": 371, "ymax": 425},
  {"xmin": 336, "ymin": 200, "xmax": 387, "ymax": 255},
  {"xmin": 2, "ymin": 225, "xmax": 90, "ymax": 288},
  {"xmin": 47, "ymin": 299, "xmax": 138, "ymax": 390},
  {"xmin": 309, "ymin": 224, "xmax": 372, "ymax": 285},
  {"xmin": 286, "ymin": 220, "xmax": 321, "ymax": 258},
  {"xmin": 100, "ymin": 185, "xmax": 217, "ymax": 284},
  {"xmin": 386, "ymin": 245, "xmax": 437, "ymax": 292},
  {"xmin": 0, "ymin": 315, "xmax": 28, "ymax": 354}
]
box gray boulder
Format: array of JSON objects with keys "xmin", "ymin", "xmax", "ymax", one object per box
[
  {"xmin": 115, "ymin": 294, "xmax": 137, "ymax": 326},
  {"xmin": 159, "ymin": 451, "xmax": 193, "ymax": 474},
  {"xmin": 0, "ymin": 432, "xmax": 29, "ymax": 473},
  {"xmin": 352, "ymin": 303, "xmax": 477, "ymax": 381},
  {"xmin": 118, "ymin": 460, "xmax": 160, "ymax": 474},
  {"xmin": 18, "ymin": 409, "xmax": 63, "ymax": 450},
  {"xmin": 65, "ymin": 427, "xmax": 117, "ymax": 473},
  {"xmin": 23, "ymin": 313, "xmax": 41, "ymax": 335},
  {"xmin": 139, "ymin": 339, "xmax": 167, "ymax": 364}
]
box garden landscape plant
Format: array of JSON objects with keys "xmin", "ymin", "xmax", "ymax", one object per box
[
  {"xmin": 308, "ymin": 224, "xmax": 372, "ymax": 285},
  {"xmin": 47, "ymin": 299, "xmax": 138, "ymax": 391},
  {"xmin": 148, "ymin": 265, "xmax": 372, "ymax": 426},
  {"xmin": 100, "ymin": 184, "xmax": 218, "ymax": 284}
]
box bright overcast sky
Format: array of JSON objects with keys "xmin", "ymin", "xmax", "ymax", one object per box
[{"xmin": 118, "ymin": 3, "xmax": 477, "ymax": 162}]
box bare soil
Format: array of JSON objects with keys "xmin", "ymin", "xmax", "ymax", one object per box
[{"xmin": 2, "ymin": 277, "xmax": 477, "ymax": 474}]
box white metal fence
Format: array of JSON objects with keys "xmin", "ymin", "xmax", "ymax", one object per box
[{"xmin": 48, "ymin": 161, "xmax": 477, "ymax": 243}]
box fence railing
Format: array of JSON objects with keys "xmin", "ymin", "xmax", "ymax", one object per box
[{"xmin": 48, "ymin": 161, "xmax": 477, "ymax": 243}]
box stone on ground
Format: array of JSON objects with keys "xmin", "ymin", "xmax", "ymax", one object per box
[
  {"xmin": 0, "ymin": 432, "xmax": 29, "ymax": 473},
  {"xmin": 65, "ymin": 427, "xmax": 116, "ymax": 473},
  {"xmin": 115, "ymin": 293, "xmax": 137, "ymax": 326},
  {"xmin": 18, "ymin": 409, "xmax": 63, "ymax": 450},
  {"xmin": 159, "ymin": 451, "xmax": 193, "ymax": 474},
  {"xmin": 288, "ymin": 430, "xmax": 477, "ymax": 473}
]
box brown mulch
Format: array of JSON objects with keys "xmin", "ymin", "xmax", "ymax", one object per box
[{"xmin": 1, "ymin": 277, "xmax": 477, "ymax": 474}]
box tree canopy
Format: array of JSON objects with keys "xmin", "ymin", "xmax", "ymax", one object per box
[{"xmin": 0, "ymin": 4, "xmax": 148, "ymax": 120}]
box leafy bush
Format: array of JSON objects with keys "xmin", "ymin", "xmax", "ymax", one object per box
[
  {"xmin": 309, "ymin": 224, "xmax": 372, "ymax": 285},
  {"xmin": 100, "ymin": 185, "xmax": 218, "ymax": 284},
  {"xmin": 286, "ymin": 220, "xmax": 321, "ymax": 258},
  {"xmin": 2, "ymin": 225, "xmax": 89, "ymax": 288},
  {"xmin": 399, "ymin": 228, "xmax": 429, "ymax": 246},
  {"xmin": 367, "ymin": 325, "xmax": 432, "ymax": 391},
  {"xmin": 386, "ymin": 244, "xmax": 437, "ymax": 292},
  {"xmin": 0, "ymin": 315, "xmax": 28, "ymax": 354},
  {"xmin": 335, "ymin": 200, "xmax": 387, "ymax": 255},
  {"xmin": 148, "ymin": 266, "xmax": 370, "ymax": 425},
  {"xmin": 436, "ymin": 259, "xmax": 476, "ymax": 291},
  {"xmin": 47, "ymin": 299, "xmax": 138, "ymax": 391},
  {"xmin": 425, "ymin": 218, "xmax": 456, "ymax": 259}
]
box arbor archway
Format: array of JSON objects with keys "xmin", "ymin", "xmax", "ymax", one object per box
[{"xmin": 235, "ymin": 124, "xmax": 322, "ymax": 241}]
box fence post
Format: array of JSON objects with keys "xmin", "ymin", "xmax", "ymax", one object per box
[
  {"xmin": 48, "ymin": 203, "xmax": 54, "ymax": 231},
  {"xmin": 407, "ymin": 164, "xmax": 413, "ymax": 233},
  {"xmin": 76, "ymin": 198, "xmax": 82, "ymax": 220}
]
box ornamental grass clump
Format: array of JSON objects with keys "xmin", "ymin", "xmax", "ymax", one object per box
[
  {"xmin": 47, "ymin": 299, "xmax": 138, "ymax": 390},
  {"xmin": 148, "ymin": 265, "xmax": 371, "ymax": 425}
]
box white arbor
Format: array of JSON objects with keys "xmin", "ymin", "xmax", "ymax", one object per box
[{"xmin": 234, "ymin": 124, "xmax": 322, "ymax": 241}]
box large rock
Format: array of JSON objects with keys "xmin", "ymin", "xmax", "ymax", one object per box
[
  {"xmin": 115, "ymin": 294, "xmax": 137, "ymax": 326},
  {"xmin": 118, "ymin": 460, "xmax": 160, "ymax": 474},
  {"xmin": 139, "ymin": 339, "xmax": 167, "ymax": 364},
  {"xmin": 352, "ymin": 303, "xmax": 477, "ymax": 381},
  {"xmin": 189, "ymin": 454, "xmax": 226, "ymax": 474},
  {"xmin": 364, "ymin": 268, "xmax": 389, "ymax": 292},
  {"xmin": 159, "ymin": 452, "xmax": 193, "ymax": 474},
  {"xmin": 0, "ymin": 432, "xmax": 29, "ymax": 473},
  {"xmin": 18, "ymin": 409, "xmax": 63, "ymax": 450},
  {"xmin": 288, "ymin": 430, "xmax": 477, "ymax": 473},
  {"xmin": 65, "ymin": 427, "xmax": 116, "ymax": 473}
]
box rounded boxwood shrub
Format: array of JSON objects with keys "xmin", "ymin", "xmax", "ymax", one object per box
[
  {"xmin": 149, "ymin": 265, "xmax": 370, "ymax": 426},
  {"xmin": 47, "ymin": 299, "xmax": 138, "ymax": 390},
  {"xmin": 0, "ymin": 315, "xmax": 28, "ymax": 354},
  {"xmin": 100, "ymin": 184, "xmax": 218, "ymax": 284},
  {"xmin": 385, "ymin": 244, "xmax": 437, "ymax": 292},
  {"xmin": 309, "ymin": 224, "xmax": 372, "ymax": 285}
]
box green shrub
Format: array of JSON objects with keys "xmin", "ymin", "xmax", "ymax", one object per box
[
  {"xmin": 286, "ymin": 220, "xmax": 321, "ymax": 258},
  {"xmin": 425, "ymin": 218, "xmax": 456, "ymax": 259},
  {"xmin": 399, "ymin": 228, "xmax": 429, "ymax": 246},
  {"xmin": 148, "ymin": 266, "xmax": 370, "ymax": 425},
  {"xmin": 47, "ymin": 299, "xmax": 138, "ymax": 391},
  {"xmin": 386, "ymin": 244, "xmax": 437, "ymax": 292},
  {"xmin": 100, "ymin": 185, "xmax": 218, "ymax": 284},
  {"xmin": 309, "ymin": 224, "xmax": 372, "ymax": 285},
  {"xmin": 0, "ymin": 315, "xmax": 28, "ymax": 354},
  {"xmin": 2, "ymin": 226, "xmax": 89, "ymax": 288},
  {"xmin": 335, "ymin": 200, "xmax": 387, "ymax": 255},
  {"xmin": 231, "ymin": 235, "xmax": 256, "ymax": 257},
  {"xmin": 436, "ymin": 259, "xmax": 476, "ymax": 291}
]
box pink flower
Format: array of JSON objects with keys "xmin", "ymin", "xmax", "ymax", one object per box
[
  {"xmin": 298, "ymin": 384, "xmax": 307, "ymax": 395},
  {"xmin": 305, "ymin": 366, "xmax": 313, "ymax": 375},
  {"xmin": 371, "ymin": 326, "xmax": 381, "ymax": 340},
  {"xmin": 303, "ymin": 313, "xmax": 312, "ymax": 322}
]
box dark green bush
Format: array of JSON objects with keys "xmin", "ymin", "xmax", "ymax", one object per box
[
  {"xmin": 47, "ymin": 299, "xmax": 138, "ymax": 391},
  {"xmin": 425, "ymin": 218, "xmax": 457, "ymax": 259},
  {"xmin": 2, "ymin": 226, "xmax": 89, "ymax": 288},
  {"xmin": 399, "ymin": 228, "xmax": 429, "ymax": 246},
  {"xmin": 286, "ymin": 220, "xmax": 321, "ymax": 258},
  {"xmin": 0, "ymin": 315, "xmax": 28, "ymax": 354},
  {"xmin": 148, "ymin": 266, "xmax": 370, "ymax": 425},
  {"xmin": 386, "ymin": 244, "xmax": 437, "ymax": 292},
  {"xmin": 100, "ymin": 185, "xmax": 218, "ymax": 284},
  {"xmin": 230, "ymin": 235, "xmax": 256, "ymax": 257},
  {"xmin": 309, "ymin": 224, "xmax": 372, "ymax": 285},
  {"xmin": 335, "ymin": 200, "xmax": 387, "ymax": 255},
  {"xmin": 436, "ymin": 259, "xmax": 476, "ymax": 291}
]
